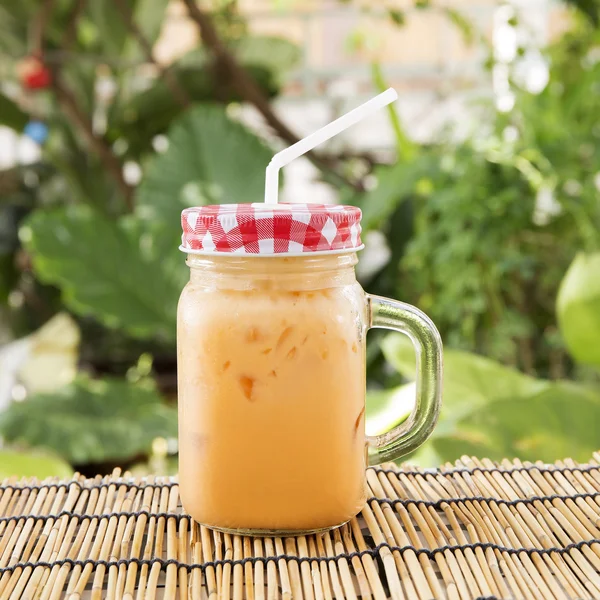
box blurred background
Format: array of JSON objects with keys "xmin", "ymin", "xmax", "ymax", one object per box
[{"xmin": 0, "ymin": 0, "xmax": 599, "ymax": 479}]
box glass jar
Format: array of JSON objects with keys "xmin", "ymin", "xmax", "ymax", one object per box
[{"xmin": 177, "ymin": 204, "xmax": 442, "ymax": 535}]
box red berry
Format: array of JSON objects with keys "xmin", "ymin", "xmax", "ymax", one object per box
[
  {"xmin": 23, "ymin": 67, "xmax": 51, "ymax": 90},
  {"xmin": 18, "ymin": 57, "xmax": 52, "ymax": 90}
]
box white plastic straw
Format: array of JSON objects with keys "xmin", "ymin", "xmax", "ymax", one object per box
[{"xmin": 264, "ymin": 88, "xmax": 399, "ymax": 204}]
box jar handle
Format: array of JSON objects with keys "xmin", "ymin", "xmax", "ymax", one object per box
[{"xmin": 366, "ymin": 294, "xmax": 443, "ymax": 465}]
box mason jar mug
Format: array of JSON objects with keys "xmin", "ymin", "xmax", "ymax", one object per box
[{"xmin": 177, "ymin": 203, "xmax": 442, "ymax": 535}]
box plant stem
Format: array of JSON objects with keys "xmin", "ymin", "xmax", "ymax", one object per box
[
  {"xmin": 62, "ymin": 0, "xmax": 87, "ymax": 51},
  {"xmin": 52, "ymin": 76, "xmax": 134, "ymax": 211},
  {"xmin": 40, "ymin": 0, "xmax": 134, "ymax": 211},
  {"xmin": 31, "ymin": 0, "xmax": 55, "ymax": 56},
  {"xmin": 371, "ymin": 62, "xmax": 416, "ymax": 161}
]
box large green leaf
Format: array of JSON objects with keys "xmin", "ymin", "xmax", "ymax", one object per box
[
  {"xmin": 0, "ymin": 450, "xmax": 73, "ymax": 479},
  {"xmin": 381, "ymin": 333, "xmax": 547, "ymax": 429},
  {"xmin": 557, "ymin": 252, "xmax": 600, "ymax": 367},
  {"xmin": 0, "ymin": 92, "xmax": 28, "ymax": 131},
  {"xmin": 433, "ymin": 383, "xmax": 600, "ymax": 463},
  {"xmin": 136, "ymin": 104, "xmax": 274, "ymax": 225},
  {"xmin": 20, "ymin": 206, "xmax": 181, "ymax": 341},
  {"xmin": 0, "ymin": 376, "xmax": 177, "ymax": 465}
]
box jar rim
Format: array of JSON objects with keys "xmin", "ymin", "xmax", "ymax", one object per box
[{"xmin": 179, "ymin": 244, "xmax": 364, "ymax": 257}]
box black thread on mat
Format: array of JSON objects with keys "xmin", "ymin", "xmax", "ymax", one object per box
[
  {"xmin": 375, "ymin": 463, "xmax": 600, "ymax": 478},
  {"xmin": 0, "ymin": 481, "xmax": 178, "ymax": 494},
  {"xmin": 368, "ymin": 490, "xmax": 600, "ymax": 511},
  {"xmin": 0, "ymin": 510, "xmax": 182, "ymax": 526},
  {"xmin": 0, "ymin": 463, "xmax": 598, "ymax": 495},
  {"xmin": 1, "ymin": 539, "xmax": 599, "ymax": 576},
  {"xmin": 2, "ymin": 488, "xmax": 600, "ymax": 527}
]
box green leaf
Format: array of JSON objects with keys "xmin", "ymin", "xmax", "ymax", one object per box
[
  {"xmin": 136, "ymin": 104, "xmax": 274, "ymax": 225},
  {"xmin": 0, "ymin": 449, "xmax": 72, "ymax": 479},
  {"xmin": 387, "ymin": 9, "xmax": 406, "ymax": 27},
  {"xmin": 123, "ymin": 0, "xmax": 170, "ymax": 61},
  {"xmin": 366, "ymin": 383, "xmax": 414, "ymax": 436},
  {"xmin": 381, "ymin": 333, "xmax": 547, "ymax": 429},
  {"xmin": 562, "ymin": 0, "xmax": 600, "ymax": 25},
  {"xmin": 85, "ymin": 0, "xmax": 130, "ymax": 56},
  {"xmin": 233, "ymin": 36, "xmax": 301, "ymax": 84},
  {"xmin": 557, "ymin": 252, "xmax": 600, "ymax": 367},
  {"xmin": 0, "ymin": 376, "xmax": 177, "ymax": 465},
  {"xmin": 0, "ymin": 5, "xmax": 28, "ymax": 55},
  {"xmin": 442, "ymin": 8, "xmax": 475, "ymax": 45},
  {"xmin": 433, "ymin": 383, "xmax": 600, "ymax": 463},
  {"xmin": 353, "ymin": 157, "xmax": 435, "ymax": 230},
  {"xmin": 20, "ymin": 205, "xmax": 181, "ymax": 341},
  {"xmin": 0, "ymin": 92, "xmax": 28, "ymax": 131}
]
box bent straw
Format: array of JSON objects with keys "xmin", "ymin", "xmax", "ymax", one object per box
[{"xmin": 264, "ymin": 88, "xmax": 398, "ymax": 204}]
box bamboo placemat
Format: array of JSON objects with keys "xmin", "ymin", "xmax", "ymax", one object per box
[{"xmin": 1, "ymin": 455, "xmax": 600, "ymax": 599}]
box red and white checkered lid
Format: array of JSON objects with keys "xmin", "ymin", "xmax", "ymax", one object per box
[{"xmin": 180, "ymin": 203, "xmax": 363, "ymax": 255}]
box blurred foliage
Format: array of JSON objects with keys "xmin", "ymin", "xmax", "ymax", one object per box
[
  {"xmin": 1, "ymin": 0, "xmax": 600, "ymax": 474},
  {"xmin": 0, "ymin": 92, "xmax": 28, "ymax": 130},
  {"xmin": 22, "ymin": 205, "xmax": 181, "ymax": 341},
  {"xmin": 19, "ymin": 105, "xmax": 272, "ymax": 344},
  {"xmin": 0, "ymin": 449, "xmax": 72, "ymax": 479},
  {"xmin": 0, "ymin": 376, "xmax": 177, "ymax": 465},
  {"xmin": 382, "ymin": 335, "xmax": 547, "ymax": 431},
  {"xmin": 356, "ymin": 10, "xmax": 600, "ymax": 380},
  {"xmin": 556, "ymin": 252, "xmax": 600, "ymax": 366},
  {"xmin": 563, "ymin": 0, "xmax": 600, "ymax": 25},
  {"xmin": 383, "ymin": 332, "xmax": 600, "ymax": 465},
  {"xmin": 137, "ymin": 104, "xmax": 273, "ymax": 224},
  {"xmin": 0, "ymin": 0, "xmax": 297, "ymax": 472}
]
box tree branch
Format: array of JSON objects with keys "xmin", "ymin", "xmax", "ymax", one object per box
[
  {"xmin": 181, "ymin": 0, "xmax": 362, "ymax": 192},
  {"xmin": 42, "ymin": 0, "xmax": 134, "ymax": 211},
  {"xmin": 52, "ymin": 76, "xmax": 134, "ymax": 210},
  {"xmin": 112, "ymin": 0, "xmax": 191, "ymax": 109},
  {"xmin": 62, "ymin": 0, "xmax": 87, "ymax": 51},
  {"xmin": 32, "ymin": 0, "xmax": 56, "ymax": 56}
]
